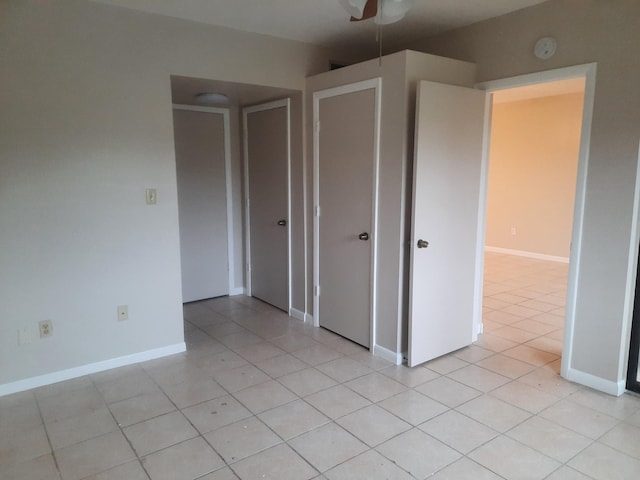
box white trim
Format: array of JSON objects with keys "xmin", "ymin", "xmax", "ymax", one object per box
[
  {"xmin": 620, "ymin": 140, "xmax": 640, "ymax": 384},
  {"xmin": 242, "ymin": 99, "xmax": 292, "ymax": 311},
  {"xmin": 229, "ymin": 287, "xmax": 246, "ymax": 296},
  {"xmin": 312, "ymin": 78, "xmax": 382, "ymax": 349},
  {"xmin": 290, "ymin": 308, "xmax": 306, "ymax": 322},
  {"xmin": 172, "ymin": 104, "xmax": 235, "ymax": 296},
  {"xmin": 565, "ymin": 367, "xmax": 626, "ymax": 397},
  {"xmin": 476, "ymin": 63, "xmax": 597, "ymax": 387},
  {"xmin": 373, "ymin": 344, "xmax": 403, "ymax": 365},
  {"xmin": 0, "ymin": 343, "xmax": 186, "ymax": 397},
  {"xmin": 485, "ymin": 246, "xmax": 569, "ymax": 264},
  {"xmin": 304, "ymin": 313, "xmax": 314, "ymax": 323}
]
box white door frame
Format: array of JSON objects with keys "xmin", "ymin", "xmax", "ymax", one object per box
[
  {"xmin": 172, "ymin": 104, "xmax": 235, "ymax": 296},
  {"xmin": 312, "ymin": 78, "xmax": 382, "ymax": 350},
  {"xmin": 475, "ymin": 63, "xmax": 597, "ymax": 384},
  {"xmin": 242, "ymin": 98, "xmax": 292, "ymax": 313}
]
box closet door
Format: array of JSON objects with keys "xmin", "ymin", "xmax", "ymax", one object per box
[
  {"xmin": 173, "ymin": 108, "xmax": 230, "ymax": 302},
  {"xmin": 408, "ymin": 81, "xmax": 486, "ymax": 366},
  {"xmin": 314, "ymin": 79, "xmax": 380, "ymax": 348},
  {"xmin": 244, "ymin": 100, "xmax": 290, "ymax": 311}
]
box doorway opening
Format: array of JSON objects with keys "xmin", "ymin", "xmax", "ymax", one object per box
[{"xmin": 479, "ymin": 78, "xmax": 586, "ymax": 373}]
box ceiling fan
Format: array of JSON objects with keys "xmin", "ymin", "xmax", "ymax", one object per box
[{"xmin": 339, "ymin": 0, "xmax": 415, "ymax": 25}]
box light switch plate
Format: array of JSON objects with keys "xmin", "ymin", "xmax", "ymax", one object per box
[{"xmin": 145, "ymin": 188, "xmax": 157, "ymax": 205}]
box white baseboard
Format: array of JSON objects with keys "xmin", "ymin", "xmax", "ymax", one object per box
[
  {"xmin": 289, "ymin": 308, "xmax": 305, "ymax": 321},
  {"xmin": 485, "ymin": 246, "xmax": 569, "ymax": 264},
  {"xmin": 373, "ymin": 344, "xmax": 403, "ymax": 365},
  {"xmin": 565, "ymin": 367, "xmax": 626, "ymax": 396},
  {"xmin": 229, "ymin": 287, "xmax": 246, "ymax": 296},
  {"xmin": 305, "ymin": 313, "xmax": 315, "ymax": 324},
  {"xmin": 0, "ymin": 342, "xmax": 186, "ymax": 398}
]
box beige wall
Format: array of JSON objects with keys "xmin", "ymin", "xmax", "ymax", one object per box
[
  {"xmin": 486, "ymin": 93, "xmax": 584, "ymax": 259},
  {"xmin": 0, "ymin": 0, "xmax": 334, "ymax": 391},
  {"xmin": 408, "ymin": 0, "xmax": 640, "ymax": 388}
]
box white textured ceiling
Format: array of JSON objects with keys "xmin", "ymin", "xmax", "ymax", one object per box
[{"xmin": 92, "ymin": 0, "xmax": 550, "ymax": 53}]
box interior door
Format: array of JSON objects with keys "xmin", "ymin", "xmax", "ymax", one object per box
[
  {"xmin": 315, "ymin": 81, "xmax": 378, "ymax": 348},
  {"xmin": 244, "ymin": 100, "xmax": 290, "ymax": 311},
  {"xmin": 173, "ymin": 108, "xmax": 229, "ymax": 302},
  {"xmin": 408, "ymin": 81, "xmax": 486, "ymax": 367}
]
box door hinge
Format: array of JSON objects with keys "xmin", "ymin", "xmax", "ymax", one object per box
[
  {"xmin": 314, "ymin": 285, "xmax": 320, "ymax": 296},
  {"xmin": 315, "ymin": 206, "xmax": 321, "ymax": 217}
]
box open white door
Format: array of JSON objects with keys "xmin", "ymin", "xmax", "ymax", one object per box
[{"xmin": 408, "ymin": 81, "xmax": 486, "ymax": 367}]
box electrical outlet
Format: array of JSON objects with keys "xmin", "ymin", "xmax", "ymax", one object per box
[
  {"xmin": 117, "ymin": 305, "xmax": 128, "ymax": 321},
  {"xmin": 39, "ymin": 320, "xmax": 53, "ymax": 338},
  {"xmin": 511, "ymin": 227, "xmax": 517, "ymax": 236}
]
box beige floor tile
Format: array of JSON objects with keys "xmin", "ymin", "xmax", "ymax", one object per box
[
  {"xmin": 161, "ymin": 378, "xmax": 227, "ymax": 409},
  {"xmin": 531, "ymin": 312, "xmax": 565, "ymax": 328},
  {"xmin": 415, "ymin": 376, "xmax": 482, "ymax": 408},
  {"xmin": 197, "ymin": 467, "xmax": 240, "ymax": 480},
  {"xmin": 424, "ymin": 355, "xmax": 469, "ymax": 374},
  {"xmin": 502, "ymin": 344, "xmax": 559, "ymax": 366},
  {"xmin": 525, "ymin": 336, "xmax": 563, "ymax": 355},
  {"xmin": 377, "ymin": 428, "xmax": 461, "ymax": 478},
  {"xmin": 456, "ymin": 395, "xmax": 531, "ymax": 432},
  {"xmin": 544, "ymin": 466, "xmax": 594, "ymax": 480},
  {"xmin": 568, "ymin": 442, "xmax": 640, "ymax": 480},
  {"xmin": 447, "ymin": 365, "xmax": 511, "ymax": 392},
  {"xmin": 202, "ymin": 321, "xmax": 248, "ymax": 339},
  {"xmin": 337, "ymin": 404, "xmax": 411, "ymax": 447},
  {"xmin": 0, "ymin": 392, "xmax": 41, "ymax": 430},
  {"xmin": 476, "ymin": 353, "xmax": 537, "ymax": 379},
  {"xmin": 258, "ymin": 399, "xmax": 330, "ymax": 440},
  {"xmin": 108, "ymin": 390, "xmax": 175, "ymax": 427},
  {"xmin": 288, "ymin": 423, "xmax": 367, "ymax": 472},
  {"xmin": 35, "ymin": 376, "xmax": 94, "ymax": 401},
  {"xmin": 539, "ymin": 399, "xmax": 619, "ymax": 439},
  {"xmin": 278, "ymin": 368, "xmax": 337, "ymax": 397},
  {"xmin": 518, "ymin": 368, "xmax": 581, "ymax": 397},
  {"xmin": 0, "ymin": 454, "xmax": 60, "ymax": 480},
  {"xmin": 142, "ymin": 437, "xmax": 224, "ymax": 480},
  {"xmin": 123, "ymin": 410, "xmax": 197, "ymax": 457},
  {"xmin": 428, "ymin": 457, "xmax": 503, "ymax": 480},
  {"xmin": 304, "ymin": 385, "xmax": 371, "ymax": 419},
  {"xmin": 38, "ymin": 385, "xmax": 106, "ymax": 423},
  {"xmin": 490, "ymin": 380, "xmax": 560, "ymax": 413},
  {"xmin": 231, "ymin": 443, "xmax": 317, "ymax": 480},
  {"xmin": 379, "ymin": 364, "xmax": 440, "ymax": 387},
  {"xmin": 90, "ymin": 364, "xmax": 145, "ymax": 384},
  {"xmin": 96, "ymin": 371, "xmax": 158, "ymax": 404},
  {"xmin": 345, "ymin": 372, "xmax": 407, "ymax": 403},
  {"xmin": 0, "ymin": 422, "xmax": 51, "ymax": 464},
  {"xmin": 348, "ymin": 352, "xmax": 393, "ymax": 371},
  {"xmin": 419, "ymin": 410, "xmax": 498, "ymax": 454},
  {"xmin": 474, "ymin": 333, "xmax": 519, "ymax": 352},
  {"xmin": 234, "ymin": 379, "xmax": 297, "ymax": 414},
  {"xmin": 253, "ymin": 353, "xmax": 308, "ymax": 378},
  {"xmin": 503, "ymin": 304, "xmax": 543, "ymax": 318},
  {"xmin": 46, "ymin": 407, "xmax": 118, "ymax": 450},
  {"xmin": 324, "ymin": 449, "xmax": 414, "ymax": 480},
  {"xmin": 491, "ymin": 326, "xmax": 540, "ymax": 343},
  {"xmin": 452, "ymin": 345, "xmax": 495, "ymax": 363},
  {"xmin": 204, "ymin": 416, "xmax": 281, "ymax": 463},
  {"xmin": 144, "ymin": 361, "xmax": 210, "ymax": 388},
  {"xmin": 195, "ymin": 351, "xmax": 248, "ymax": 375},
  {"xmin": 469, "ymin": 436, "xmax": 560, "ymax": 480},
  {"xmin": 568, "ymin": 388, "xmax": 640, "ymax": 420},
  {"xmin": 378, "ymin": 389, "xmax": 448, "ymax": 425},
  {"xmin": 291, "ymin": 343, "xmax": 343, "ymax": 366},
  {"xmin": 269, "ymin": 332, "xmax": 319, "ymax": 352},
  {"xmin": 213, "ymin": 364, "xmax": 270, "ymax": 393},
  {"xmin": 232, "ymin": 342, "xmax": 286, "ymax": 363},
  {"xmin": 484, "ymin": 309, "xmax": 524, "ymax": 325},
  {"xmin": 599, "ymin": 422, "xmax": 640, "ymax": 459},
  {"xmin": 511, "ymin": 318, "xmax": 558, "ymax": 334},
  {"xmin": 55, "ymin": 430, "xmax": 135, "ymax": 480},
  {"xmin": 316, "ymin": 357, "xmax": 373, "ymax": 383},
  {"xmin": 83, "ymin": 460, "xmax": 148, "ymax": 480},
  {"xmin": 217, "ymin": 331, "xmax": 264, "ymax": 349},
  {"xmin": 506, "ymin": 415, "xmax": 592, "ymax": 463},
  {"xmin": 182, "ymin": 395, "xmax": 252, "ymax": 434}
]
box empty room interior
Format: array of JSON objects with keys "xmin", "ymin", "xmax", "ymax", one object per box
[{"xmin": 2, "ymin": 1, "xmax": 640, "ymax": 480}]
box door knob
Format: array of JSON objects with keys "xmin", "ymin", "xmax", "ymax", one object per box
[
  {"xmin": 277, "ymin": 219, "xmax": 287, "ymax": 226},
  {"xmin": 417, "ymin": 239, "xmax": 429, "ymax": 248},
  {"xmin": 358, "ymin": 232, "xmax": 369, "ymax": 241}
]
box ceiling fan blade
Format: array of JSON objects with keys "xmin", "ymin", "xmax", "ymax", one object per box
[{"xmin": 350, "ymin": 0, "xmax": 377, "ymax": 22}]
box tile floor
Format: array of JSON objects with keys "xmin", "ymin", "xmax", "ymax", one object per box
[{"xmin": 2, "ymin": 252, "xmax": 640, "ymax": 479}]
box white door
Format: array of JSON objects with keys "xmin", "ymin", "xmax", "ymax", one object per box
[
  {"xmin": 314, "ymin": 79, "xmax": 380, "ymax": 348},
  {"xmin": 243, "ymin": 100, "xmax": 290, "ymax": 311},
  {"xmin": 173, "ymin": 108, "xmax": 230, "ymax": 302},
  {"xmin": 408, "ymin": 81, "xmax": 486, "ymax": 367}
]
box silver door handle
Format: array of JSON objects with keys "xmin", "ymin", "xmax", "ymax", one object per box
[
  {"xmin": 358, "ymin": 232, "xmax": 369, "ymax": 241},
  {"xmin": 417, "ymin": 239, "xmax": 429, "ymax": 248},
  {"xmin": 277, "ymin": 219, "xmax": 287, "ymax": 226}
]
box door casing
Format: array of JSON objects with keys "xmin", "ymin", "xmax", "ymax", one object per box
[
  {"xmin": 312, "ymin": 78, "xmax": 382, "ymax": 350},
  {"xmin": 242, "ymin": 98, "xmax": 292, "ymax": 313}
]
